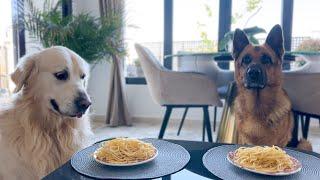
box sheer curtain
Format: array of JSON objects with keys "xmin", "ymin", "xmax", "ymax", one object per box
[{"xmin": 99, "ymin": 0, "xmax": 131, "ymax": 126}]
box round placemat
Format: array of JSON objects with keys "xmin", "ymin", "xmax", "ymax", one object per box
[
  {"xmin": 203, "ymin": 145, "xmax": 320, "ymax": 180},
  {"xmin": 71, "ymin": 139, "xmax": 190, "ymax": 179}
]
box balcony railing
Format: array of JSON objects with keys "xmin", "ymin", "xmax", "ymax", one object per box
[{"xmin": 140, "ymin": 36, "xmax": 311, "ymax": 62}]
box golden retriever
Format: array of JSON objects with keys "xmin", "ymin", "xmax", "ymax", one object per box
[{"xmin": 0, "ymin": 46, "xmax": 93, "ymax": 180}]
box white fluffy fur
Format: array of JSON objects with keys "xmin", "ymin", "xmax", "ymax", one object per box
[{"xmin": 0, "ymin": 46, "xmax": 93, "ymax": 180}]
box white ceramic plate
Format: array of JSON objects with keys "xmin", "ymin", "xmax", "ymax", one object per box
[
  {"xmin": 93, "ymin": 147, "xmax": 158, "ymax": 167},
  {"xmin": 227, "ymin": 151, "xmax": 302, "ymax": 176}
]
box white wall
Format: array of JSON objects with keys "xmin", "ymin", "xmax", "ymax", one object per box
[
  {"xmin": 74, "ymin": 0, "xmax": 210, "ymax": 120},
  {"xmin": 87, "ymin": 61, "xmax": 111, "ymax": 117},
  {"xmin": 73, "ymin": 0, "xmax": 108, "ymax": 118},
  {"xmin": 73, "ymin": 0, "xmax": 100, "ymax": 17}
]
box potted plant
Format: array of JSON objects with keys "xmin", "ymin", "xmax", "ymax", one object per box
[
  {"xmin": 24, "ymin": 0, "xmax": 125, "ymax": 66},
  {"xmin": 134, "ymin": 59, "xmax": 144, "ymax": 77},
  {"xmin": 293, "ymin": 39, "xmax": 320, "ymax": 72},
  {"xmin": 219, "ymin": 26, "xmax": 266, "ymax": 52}
]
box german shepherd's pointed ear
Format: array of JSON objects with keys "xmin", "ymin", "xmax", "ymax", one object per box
[
  {"xmin": 11, "ymin": 53, "xmax": 38, "ymax": 93},
  {"xmin": 265, "ymin": 24, "xmax": 284, "ymax": 59},
  {"xmin": 232, "ymin": 29, "xmax": 250, "ymax": 60}
]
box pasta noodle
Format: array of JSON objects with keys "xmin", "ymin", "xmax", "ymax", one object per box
[
  {"xmin": 94, "ymin": 138, "xmax": 156, "ymax": 164},
  {"xmin": 232, "ymin": 146, "xmax": 295, "ymax": 173}
]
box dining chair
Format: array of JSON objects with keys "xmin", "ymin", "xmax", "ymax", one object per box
[
  {"xmin": 283, "ymin": 71, "xmax": 320, "ymax": 145},
  {"xmin": 176, "ymin": 53, "xmax": 234, "ymax": 132},
  {"xmin": 135, "ymin": 44, "xmax": 222, "ymax": 142}
]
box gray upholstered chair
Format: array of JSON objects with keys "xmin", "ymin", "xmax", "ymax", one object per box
[
  {"xmin": 284, "ymin": 54, "xmax": 320, "ymax": 144},
  {"xmin": 176, "ymin": 53, "xmax": 234, "ymax": 88},
  {"xmin": 283, "ymin": 71, "xmax": 320, "ymax": 142},
  {"xmin": 135, "ymin": 44, "xmax": 222, "ymax": 142},
  {"xmin": 176, "ymin": 53, "xmax": 234, "ymax": 131}
]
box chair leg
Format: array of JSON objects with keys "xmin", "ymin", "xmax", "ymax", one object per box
[
  {"xmin": 158, "ymin": 106, "xmax": 173, "ymax": 139},
  {"xmin": 300, "ymin": 115, "xmax": 305, "ymax": 134},
  {"xmin": 203, "ymin": 106, "xmax": 213, "ymax": 142},
  {"xmin": 302, "ymin": 116, "xmax": 311, "ymax": 139},
  {"xmin": 213, "ymin": 106, "xmax": 217, "ymax": 132},
  {"xmin": 202, "ymin": 114, "xmax": 206, "ymax": 141},
  {"xmin": 177, "ymin": 107, "xmax": 189, "ymax": 136},
  {"xmin": 162, "ymin": 175, "xmax": 171, "ymax": 180},
  {"xmin": 288, "ymin": 112, "xmax": 299, "ymax": 147}
]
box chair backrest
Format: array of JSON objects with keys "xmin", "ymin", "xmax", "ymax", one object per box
[
  {"xmin": 283, "ymin": 72, "xmax": 320, "ymax": 115},
  {"xmin": 176, "ymin": 53, "xmax": 234, "ymax": 87},
  {"xmin": 176, "ymin": 52, "xmax": 219, "ymax": 73},
  {"xmin": 134, "ymin": 44, "xmax": 163, "ymax": 104}
]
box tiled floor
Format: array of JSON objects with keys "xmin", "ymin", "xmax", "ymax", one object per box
[{"xmin": 92, "ymin": 117, "xmax": 320, "ymax": 153}]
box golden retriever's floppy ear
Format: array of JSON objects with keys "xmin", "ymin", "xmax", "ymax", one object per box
[
  {"xmin": 232, "ymin": 29, "xmax": 250, "ymax": 60},
  {"xmin": 11, "ymin": 53, "xmax": 38, "ymax": 93}
]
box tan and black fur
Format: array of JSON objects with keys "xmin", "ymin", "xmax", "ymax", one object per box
[{"xmin": 233, "ymin": 25, "xmax": 311, "ymax": 150}]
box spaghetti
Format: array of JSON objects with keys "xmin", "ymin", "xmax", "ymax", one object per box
[
  {"xmin": 94, "ymin": 138, "xmax": 156, "ymax": 164},
  {"xmin": 233, "ymin": 146, "xmax": 295, "ymax": 173}
]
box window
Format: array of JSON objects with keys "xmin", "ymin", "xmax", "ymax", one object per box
[
  {"xmin": 13, "ymin": 0, "xmax": 306, "ymax": 84},
  {"xmin": 0, "ymin": 0, "xmax": 15, "ymax": 97},
  {"xmin": 231, "ymin": 0, "xmax": 281, "ymax": 41},
  {"xmin": 292, "ymin": 0, "xmax": 320, "ymax": 51},
  {"xmin": 173, "ymin": 0, "xmax": 219, "ymax": 52},
  {"xmin": 124, "ymin": 0, "xmax": 164, "ymax": 78},
  {"xmin": 172, "ymin": 0, "xmax": 219, "ymax": 70},
  {"xmin": 229, "ymin": 0, "xmax": 281, "ymax": 70}
]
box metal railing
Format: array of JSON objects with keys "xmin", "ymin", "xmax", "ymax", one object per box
[{"xmin": 140, "ymin": 36, "xmax": 311, "ymax": 62}]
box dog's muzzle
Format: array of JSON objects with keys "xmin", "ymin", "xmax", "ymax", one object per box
[
  {"xmin": 244, "ymin": 64, "xmax": 267, "ymax": 89},
  {"xmin": 74, "ymin": 92, "xmax": 91, "ymax": 117}
]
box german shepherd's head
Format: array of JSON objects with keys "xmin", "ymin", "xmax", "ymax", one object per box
[{"xmin": 232, "ymin": 24, "xmax": 284, "ymax": 91}]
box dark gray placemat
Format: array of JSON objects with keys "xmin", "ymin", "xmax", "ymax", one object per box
[
  {"xmin": 203, "ymin": 145, "xmax": 320, "ymax": 180},
  {"xmin": 71, "ymin": 139, "xmax": 190, "ymax": 179}
]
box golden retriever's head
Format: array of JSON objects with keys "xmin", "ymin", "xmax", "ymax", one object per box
[{"xmin": 11, "ymin": 46, "xmax": 91, "ymax": 118}]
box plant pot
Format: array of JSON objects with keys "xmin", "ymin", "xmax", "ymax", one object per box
[
  {"xmin": 126, "ymin": 64, "xmax": 137, "ymax": 77},
  {"xmin": 294, "ymin": 54, "xmax": 320, "ymax": 72},
  {"xmin": 136, "ymin": 66, "xmax": 144, "ymax": 77}
]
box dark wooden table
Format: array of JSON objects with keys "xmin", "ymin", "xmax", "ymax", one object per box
[{"xmin": 43, "ymin": 139, "xmax": 320, "ymax": 180}]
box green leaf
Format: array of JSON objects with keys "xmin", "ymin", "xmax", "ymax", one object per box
[{"xmin": 246, "ymin": 0, "xmax": 262, "ymax": 12}]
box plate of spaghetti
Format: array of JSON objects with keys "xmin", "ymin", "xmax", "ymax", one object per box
[
  {"xmin": 227, "ymin": 146, "xmax": 302, "ymax": 176},
  {"xmin": 93, "ymin": 138, "xmax": 158, "ymax": 166}
]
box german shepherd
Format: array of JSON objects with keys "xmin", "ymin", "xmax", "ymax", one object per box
[{"xmin": 233, "ymin": 24, "xmax": 311, "ymax": 150}]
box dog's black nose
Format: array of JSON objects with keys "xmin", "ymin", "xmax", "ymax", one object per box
[
  {"xmin": 247, "ymin": 67, "xmax": 262, "ymax": 81},
  {"xmin": 75, "ymin": 93, "xmax": 91, "ymax": 112},
  {"xmin": 78, "ymin": 99, "xmax": 91, "ymax": 111},
  {"xmin": 245, "ymin": 64, "xmax": 267, "ymax": 89}
]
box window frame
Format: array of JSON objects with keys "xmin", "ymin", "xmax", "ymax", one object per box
[
  {"xmin": 126, "ymin": 0, "xmax": 294, "ymax": 84},
  {"xmin": 12, "ymin": 0, "xmax": 26, "ymax": 65},
  {"xmin": 15, "ymin": 0, "xmax": 294, "ymax": 85},
  {"xmin": 12, "ymin": 0, "xmax": 72, "ymax": 64}
]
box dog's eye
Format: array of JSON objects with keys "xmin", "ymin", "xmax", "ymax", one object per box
[
  {"xmin": 261, "ymin": 54, "xmax": 272, "ymax": 64},
  {"xmin": 54, "ymin": 70, "xmax": 69, "ymax": 81},
  {"xmin": 242, "ymin": 55, "xmax": 252, "ymax": 65},
  {"xmin": 80, "ymin": 74, "xmax": 86, "ymax": 79}
]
